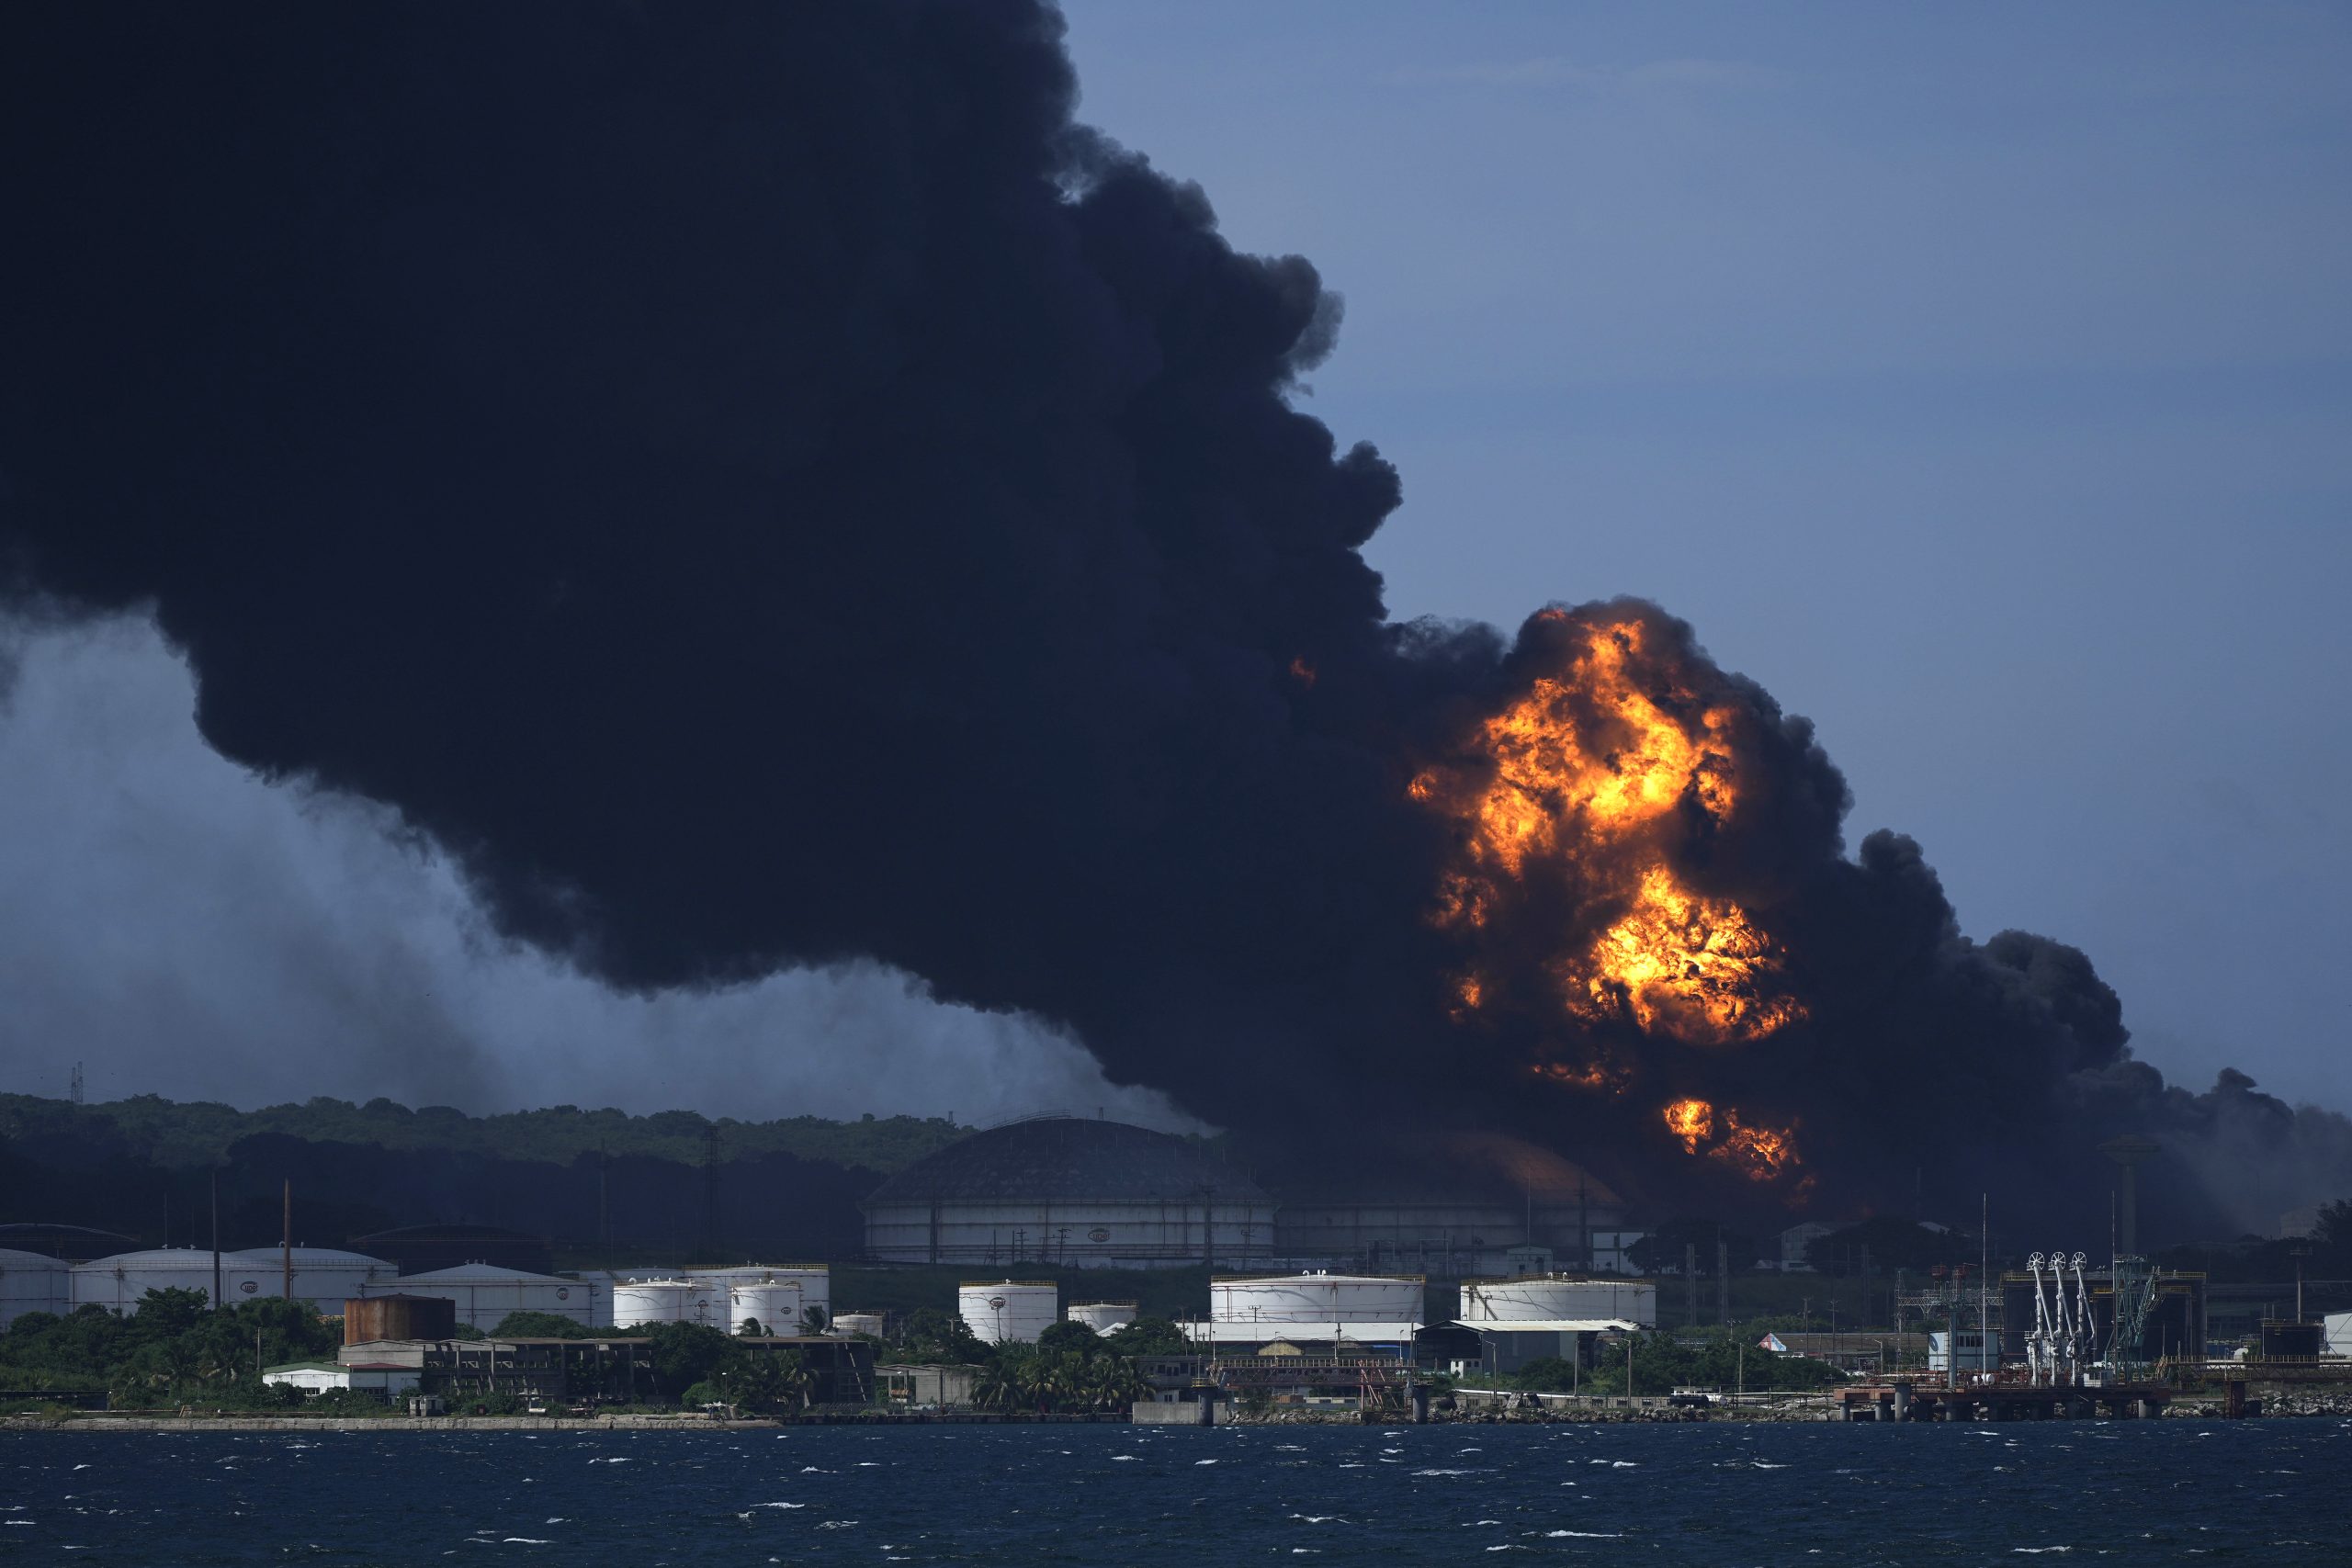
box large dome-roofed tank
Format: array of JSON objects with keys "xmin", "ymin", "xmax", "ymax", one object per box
[
  {"xmin": 1067, "ymin": 1300, "xmax": 1136, "ymax": 1335},
  {"xmin": 226, "ymin": 1247, "xmax": 397, "ymax": 1317},
  {"xmin": 861, "ymin": 1115, "xmax": 1273, "ymax": 1269},
  {"xmin": 0, "ymin": 1248, "xmax": 71, "ymax": 1329},
  {"xmin": 71, "ymin": 1248, "xmax": 277, "ymax": 1314}
]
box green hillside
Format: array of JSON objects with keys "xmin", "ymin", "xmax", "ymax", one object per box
[{"xmin": 0, "ymin": 1092, "xmax": 967, "ymax": 1173}]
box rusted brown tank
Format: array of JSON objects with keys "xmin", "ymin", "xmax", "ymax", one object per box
[{"xmin": 344, "ymin": 1293, "xmax": 458, "ymax": 1345}]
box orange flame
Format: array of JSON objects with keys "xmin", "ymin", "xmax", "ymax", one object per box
[
  {"xmin": 1710, "ymin": 1111, "xmax": 1800, "ymax": 1182},
  {"xmin": 1288, "ymin": 656, "xmax": 1317, "ymax": 689},
  {"xmin": 1659, "ymin": 1098, "xmax": 1804, "ymax": 1183},
  {"xmin": 1574, "ymin": 867, "xmax": 1806, "ymax": 1043},
  {"xmin": 1412, "ymin": 611, "xmax": 1802, "ymax": 1044},
  {"xmin": 1663, "ymin": 1097, "xmax": 1713, "ymax": 1153}
]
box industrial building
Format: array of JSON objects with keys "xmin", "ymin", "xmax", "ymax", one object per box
[
  {"xmin": 862, "ymin": 1115, "xmax": 1274, "ymax": 1269},
  {"xmin": 879, "ymin": 1363, "xmax": 978, "ymax": 1407},
  {"xmin": 264, "ymin": 1359, "xmax": 421, "ymax": 1398},
  {"xmin": 356, "ymin": 1263, "xmax": 594, "ymax": 1331},
  {"xmin": 334, "ymin": 1334, "xmax": 876, "ymax": 1406}
]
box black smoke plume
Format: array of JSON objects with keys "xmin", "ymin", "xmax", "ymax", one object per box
[{"xmin": 2, "ymin": 1, "xmax": 2342, "ymax": 1242}]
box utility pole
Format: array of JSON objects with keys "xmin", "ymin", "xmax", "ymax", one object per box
[
  {"xmin": 1980, "ymin": 1193, "xmax": 1990, "ymax": 1378},
  {"xmin": 281, "ymin": 1180, "xmax": 292, "ymax": 1301},
  {"xmin": 700, "ymin": 1122, "xmax": 720, "ymax": 1261},
  {"xmin": 210, "ymin": 1169, "xmax": 221, "ymax": 1313},
  {"xmin": 597, "ymin": 1147, "xmax": 612, "ymax": 1269}
]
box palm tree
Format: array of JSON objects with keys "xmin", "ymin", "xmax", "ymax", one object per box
[
  {"xmin": 1086, "ymin": 1358, "xmax": 1150, "ymax": 1412},
  {"xmin": 773, "ymin": 1350, "xmax": 813, "ymax": 1411},
  {"xmin": 971, "ymin": 1360, "xmax": 1020, "ymax": 1412}
]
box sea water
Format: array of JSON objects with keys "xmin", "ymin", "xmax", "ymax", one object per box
[{"xmin": 0, "ymin": 1418, "xmax": 2345, "ymax": 1564}]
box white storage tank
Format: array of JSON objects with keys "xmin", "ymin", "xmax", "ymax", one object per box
[
  {"xmin": 831, "ymin": 1312, "xmax": 885, "ymax": 1339},
  {"xmin": 1212, "ymin": 1272, "xmax": 1424, "ymax": 1325},
  {"xmin": 959, "ymin": 1280, "xmax": 1057, "ymax": 1345},
  {"xmin": 687, "ymin": 1266, "xmax": 830, "ymax": 1331},
  {"xmin": 357, "ymin": 1264, "xmax": 593, "ymax": 1332},
  {"xmin": 1067, "ymin": 1301, "xmax": 1136, "ymax": 1335},
  {"xmin": 1459, "ymin": 1275, "xmax": 1657, "ymax": 1327},
  {"xmin": 611, "ymin": 1279, "xmax": 718, "ymax": 1329},
  {"xmin": 71, "ymin": 1248, "xmax": 277, "ymax": 1314},
  {"xmin": 0, "ymin": 1248, "xmax": 71, "ymax": 1329},
  {"xmin": 729, "ymin": 1281, "xmax": 803, "ymax": 1337},
  {"xmin": 226, "ymin": 1247, "xmax": 397, "ymax": 1317}
]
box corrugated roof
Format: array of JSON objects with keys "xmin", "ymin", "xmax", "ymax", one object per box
[{"xmin": 864, "ymin": 1116, "xmax": 1266, "ymax": 1205}]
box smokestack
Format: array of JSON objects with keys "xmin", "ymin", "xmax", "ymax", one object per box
[
  {"xmin": 2100, "ymin": 1135, "xmax": 2159, "ymax": 1255},
  {"xmin": 210, "ymin": 1168, "xmax": 220, "ymax": 1313},
  {"xmin": 281, "ymin": 1179, "xmax": 291, "ymax": 1302}
]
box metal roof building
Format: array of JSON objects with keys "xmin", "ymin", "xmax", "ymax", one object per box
[
  {"xmin": 357, "ymin": 1263, "xmax": 594, "ymax": 1331},
  {"xmin": 861, "ymin": 1115, "xmax": 1273, "ymax": 1269}
]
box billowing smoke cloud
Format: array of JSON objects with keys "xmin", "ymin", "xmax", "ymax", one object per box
[
  {"xmin": 2, "ymin": 1, "xmax": 2342, "ymax": 1239},
  {"xmin": 0, "ymin": 611, "xmax": 1194, "ymax": 1128}
]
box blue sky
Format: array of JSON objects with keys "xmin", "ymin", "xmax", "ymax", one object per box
[{"xmin": 1059, "ymin": 1, "xmax": 2352, "ymax": 1107}]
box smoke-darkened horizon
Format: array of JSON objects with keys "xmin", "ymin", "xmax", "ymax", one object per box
[{"xmin": 3, "ymin": 1, "xmax": 2345, "ymax": 1241}]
